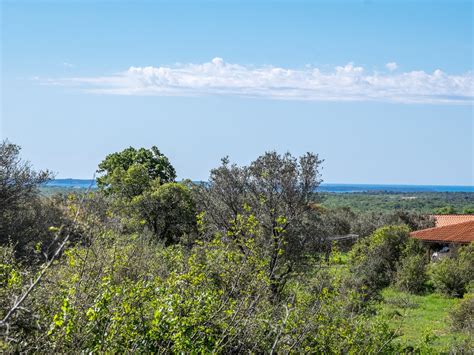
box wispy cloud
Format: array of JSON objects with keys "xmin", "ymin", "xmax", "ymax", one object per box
[
  {"xmin": 45, "ymin": 58, "xmax": 473, "ymax": 104},
  {"xmin": 385, "ymin": 62, "xmax": 398, "ymax": 71}
]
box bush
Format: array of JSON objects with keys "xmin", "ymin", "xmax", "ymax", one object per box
[
  {"xmin": 395, "ymin": 239, "xmax": 429, "ymax": 294},
  {"xmin": 348, "ymin": 225, "xmax": 411, "ymax": 302},
  {"xmin": 1, "ymin": 216, "xmax": 400, "ymax": 353},
  {"xmin": 0, "ymin": 140, "xmax": 69, "ymax": 261},
  {"xmin": 450, "ymin": 293, "xmax": 474, "ymax": 332},
  {"xmin": 430, "ymin": 244, "xmax": 474, "ymax": 298},
  {"xmin": 396, "ymin": 253, "xmax": 428, "ymax": 294},
  {"xmin": 130, "ymin": 181, "xmax": 197, "ymax": 245}
]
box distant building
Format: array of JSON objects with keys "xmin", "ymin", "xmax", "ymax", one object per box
[
  {"xmin": 410, "ymin": 220, "xmax": 473, "ymax": 261},
  {"xmin": 410, "ymin": 220, "xmax": 474, "ymax": 245},
  {"xmin": 432, "ymin": 214, "xmax": 474, "ymax": 227}
]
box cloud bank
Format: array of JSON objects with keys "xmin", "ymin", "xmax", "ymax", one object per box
[{"xmin": 47, "ymin": 58, "xmax": 473, "ymax": 104}]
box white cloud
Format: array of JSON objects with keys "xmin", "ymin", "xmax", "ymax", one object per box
[
  {"xmin": 46, "ymin": 58, "xmax": 474, "ymax": 104},
  {"xmin": 385, "ymin": 62, "xmax": 398, "ymax": 71},
  {"xmin": 63, "ymin": 62, "xmax": 75, "ymax": 68}
]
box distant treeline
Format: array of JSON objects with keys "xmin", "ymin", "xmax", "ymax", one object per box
[
  {"xmin": 319, "ymin": 191, "xmax": 474, "ymax": 214},
  {"xmin": 41, "ymin": 186, "xmax": 474, "ymax": 215}
]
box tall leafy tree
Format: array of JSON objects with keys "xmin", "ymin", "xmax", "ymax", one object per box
[
  {"xmin": 97, "ymin": 146, "xmax": 196, "ymax": 244},
  {"xmin": 97, "ymin": 146, "xmax": 176, "ymax": 198}
]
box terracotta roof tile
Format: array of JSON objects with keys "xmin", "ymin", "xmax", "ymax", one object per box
[
  {"xmin": 410, "ymin": 220, "xmax": 474, "ymax": 244},
  {"xmin": 432, "ymin": 215, "xmax": 474, "ymax": 227}
]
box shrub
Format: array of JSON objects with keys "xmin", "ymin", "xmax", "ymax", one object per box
[
  {"xmin": 430, "ymin": 244, "xmax": 474, "ymax": 298},
  {"xmin": 1, "ymin": 216, "xmax": 400, "ymax": 353},
  {"xmin": 396, "ymin": 253, "xmax": 428, "ymax": 294},
  {"xmin": 450, "ymin": 293, "xmax": 474, "ymax": 332},
  {"xmin": 395, "ymin": 239, "xmax": 429, "ymax": 294},
  {"xmin": 130, "ymin": 181, "xmax": 197, "ymax": 245},
  {"xmin": 0, "ymin": 140, "xmax": 72, "ymax": 261},
  {"xmin": 348, "ymin": 225, "xmax": 411, "ymax": 302}
]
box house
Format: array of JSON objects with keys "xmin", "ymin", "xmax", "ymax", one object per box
[
  {"xmin": 432, "ymin": 214, "xmax": 474, "ymax": 227},
  {"xmin": 410, "ymin": 220, "xmax": 474, "ymax": 260},
  {"xmin": 410, "ymin": 220, "xmax": 474, "ymax": 245}
]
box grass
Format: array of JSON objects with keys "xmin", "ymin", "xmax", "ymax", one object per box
[{"xmin": 377, "ymin": 288, "xmax": 469, "ymax": 351}]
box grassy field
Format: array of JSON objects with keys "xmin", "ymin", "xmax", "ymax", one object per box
[
  {"xmin": 377, "ymin": 288, "xmax": 469, "ymax": 351},
  {"xmin": 327, "ymin": 252, "xmax": 471, "ymax": 352}
]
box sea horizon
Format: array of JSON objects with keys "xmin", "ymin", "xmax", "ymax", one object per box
[{"xmin": 45, "ymin": 179, "xmax": 474, "ymax": 193}]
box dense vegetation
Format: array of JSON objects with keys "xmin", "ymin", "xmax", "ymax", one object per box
[
  {"xmin": 320, "ymin": 191, "xmax": 474, "ymax": 215},
  {"xmin": 1, "ymin": 140, "xmax": 472, "ymax": 352}
]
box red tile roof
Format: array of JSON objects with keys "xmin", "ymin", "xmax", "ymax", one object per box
[
  {"xmin": 433, "ymin": 215, "xmax": 474, "ymax": 227},
  {"xmin": 410, "ymin": 220, "xmax": 474, "ymax": 244}
]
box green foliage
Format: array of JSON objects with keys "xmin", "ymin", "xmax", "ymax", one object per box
[
  {"xmin": 131, "ymin": 182, "xmax": 197, "ymax": 245},
  {"xmin": 396, "ymin": 254, "xmax": 428, "ymax": 294},
  {"xmin": 96, "ymin": 146, "xmax": 176, "ymax": 198},
  {"xmin": 395, "ymin": 239, "xmax": 429, "ymax": 294},
  {"xmin": 198, "ymin": 152, "xmax": 324, "ymax": 299},
  {"xmin": 0, "ymin": 245, "xmax": 23, "ymax": 297},
  {"xmin": 378, "ymin": 288, "xmax": 469, "ymax": 352},
  {"xmin": 320, "ymin": 191, "xmax": 474, "ymax": 215},
  {"xmin": 430, "ymin": 243, "xmax": 474, "ymax": 298},
  {"xmin": 95, "ymin": 147, "xmax": 195, "ymax": 244},
  {"xmin": 1, "ymin": 218, "xmax": 399, "ymax": 353},
  {"xmin": 0, "ymin": 245, "xmax": 34, "ymax": 351},
  {"xmin": 435, "ymin": 205, "xmax": 457, "ymax": 215},
  {"xmin": 350, "ymin": 210, "xmax": 435, "ymax": 237},
  {"xmin": 348, "ymin": 225, "xmax": 411, "ymax": 302},
  {"xmin": 0, "ymin": 140, "xmax": 67, "ymax": 260},
  {"xmin": 450, "ymin": 293, "xmax": 474, "ymax": 332},
  {"xmin": 2, "ymin": 142, "xmax": 471, "ymax": 353}
]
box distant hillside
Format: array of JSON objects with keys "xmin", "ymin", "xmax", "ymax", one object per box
[{"xmin": 45, "ymin": 179, "xmax": 473, "ymax": 193}]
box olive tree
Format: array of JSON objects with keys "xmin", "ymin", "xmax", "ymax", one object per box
[
  {"xmin": 197, "ymin": 151, "xmax": 324, "ymax": 299},
  {"xmin": 0, "ymin": 140, "xmax": 52, "ymax": 216},
  {"xmin": 0, "ymin": 141, "xmax": 63, "ymax": 259}
]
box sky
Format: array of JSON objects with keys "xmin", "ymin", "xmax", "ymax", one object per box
[{"xmin": 1, "ymin": 0, "xmax": 473, "ymax": 185}]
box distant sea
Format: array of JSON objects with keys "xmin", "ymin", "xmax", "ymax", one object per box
[{"xmin": 45, "ymin": 179, "xmax": 474, "ymax": 193}]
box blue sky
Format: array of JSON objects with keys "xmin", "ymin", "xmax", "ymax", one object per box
[{"xmin": 1, "ymin": 0, "xmax": 473, "ymax": 185}]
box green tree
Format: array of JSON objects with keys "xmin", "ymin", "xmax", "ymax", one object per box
[
  {"xmin": 434, "ymin": 205, "xmax": 457, "ymax": 215},
  {"xmin": 97, "ymin": 146, "xmax": 176, "ymax": 198},
  {"xmin": 351, "ymin": 211, "xmax": 435, "ymax": 237},
  {"xmin": 462, "ymin": 207, "xmax": 474, "ymax": 214},
  {"xmin": 0, "ymin": 140, "xmax": 68, "ymax": 260},
  {"xmin": 132, "ymin": 182, "xmax": 197, "ymax": 245},
  {"xmin": 0, "ymin": 140, "xmax": 52, "ymax": 218},
  {"xmin": 96, "ymin": 147, "xmax": 195, "ymax": 244},
  {"xmin": 197, "ymin": 151, "xmax": 324, "ymax": 300}
]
